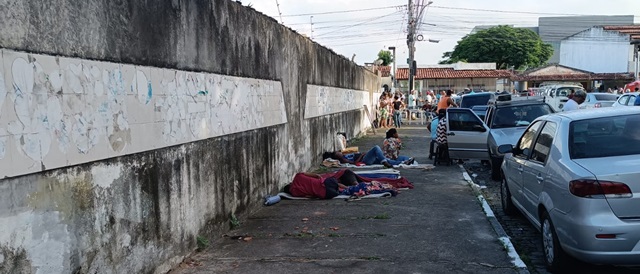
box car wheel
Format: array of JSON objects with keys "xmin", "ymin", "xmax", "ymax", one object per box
[
  {"xmin": 490, "ymin": 156, "xmax": 502, "ymax": 181},
  {"xmin": 541, "ymin": 211, "xmax": 567, "ymax": 272},
  {"xmin": 500, "ymin": 175, "xmax": 516, "ymax": 216}
]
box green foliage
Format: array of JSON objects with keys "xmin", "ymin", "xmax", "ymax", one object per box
[
  {"xmin": 377, "ymin": 50, "xmax": 394, "ymax": 66},
  {"xmin": 230, "ymin": 214, "xmax": 240, "ymax": 230},
  {"xmin": 196, "ymin": 236, "xmax": 209, "ymax": 251},
  {"xmin": 439, "ymin": 25, "xmax": 553, "ymax": 69}
]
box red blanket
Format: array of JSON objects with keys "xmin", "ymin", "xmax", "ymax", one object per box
[{"xmin": 320, "ymin": 169, "xmax": 414, "ymax": 189}]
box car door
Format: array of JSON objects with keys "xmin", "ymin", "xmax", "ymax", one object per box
[
  {"xmin": 446, "ymin": 108, "xmax": 490, "ymax": 160},
  {"xmin": 504, "ymin": 121, "xmax": 544, "ymax": 209},
  {"xmin": 615, "ymin": 95, "xmax": 630, "ymax": 107},
  {"xmin": 521, "ymin": 121, "xmax": 557, "ymax": 215}
]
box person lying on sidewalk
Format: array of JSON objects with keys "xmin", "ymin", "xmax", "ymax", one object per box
[
  {"xmin": 383, "ymin": 128, "xmax": 414, "ymax": 165},
  {"xmin": 282, "ymin": 169, "xmax": 413, "ymax": 199},
  {"xmin": 323, "ymin": 144, "xmax": 408, "ymax": 168},
  {"xmin": 283, "ymin": 169, "xmax": 360, "ymax": 199}
]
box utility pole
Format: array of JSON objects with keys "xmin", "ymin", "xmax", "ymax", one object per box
[
  {"xmin": 310, "ymin": 16, "xmax": 314, "ymax": 39},
  {"xmin": 406, "ymin": 0, "xmax": 415, "ymax": 93},
  {"xmin": 389, "ymin": 46, "xmax": 397, "ymax": 90}
]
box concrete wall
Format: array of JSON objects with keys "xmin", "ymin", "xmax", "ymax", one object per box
[
  {"xmin": 560, "ymin": 28, "xmax": 632, "ymax": 73},
  {"xmin": 538, "ymin": 15, "xmax": 635, "ymax": 63},
  {"xmin": 0, "ymin": 0, "xmax": 379, "ymax": 273}
]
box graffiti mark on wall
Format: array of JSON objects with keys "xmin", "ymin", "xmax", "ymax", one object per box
[
  {"xmin": 0, "ymin": 49, "xmax": 287, "ymax": 178},
  {"xmin": 304, "ymin": 85, "xmax": 369, "ymax": 119}
]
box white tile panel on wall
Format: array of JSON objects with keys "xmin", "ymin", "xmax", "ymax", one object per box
[
  {"xmin": 304, "ymin": 84, "xmax": 369, "ymax": 119},
  {"xmin": 0, "ymin": 49, "xmax": 288, "ymax": 178}
]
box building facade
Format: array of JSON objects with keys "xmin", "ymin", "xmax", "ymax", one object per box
[{"xmin": 560, "ymin": 26, "xmax": 639, "ymax": 73}]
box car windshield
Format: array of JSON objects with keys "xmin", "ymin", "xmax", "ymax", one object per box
[
  {"xmin": 592, "ymin": 94, "xmax": 618, "ymax": 101},
  {"xmin": 461, "ymin": 94, "xmax": 492, "ymax": 108},
  {"xmin": 569, "ymin": 114, "xmax": 640, "ymax": 159},
  {"xmin": 491, "ymin": 104, "xmax": 554, "ymax": 129}
]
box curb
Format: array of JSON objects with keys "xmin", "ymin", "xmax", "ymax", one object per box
[{"xmin": 459, "ymin": 165, "xmax": 530, "ymax": 274}]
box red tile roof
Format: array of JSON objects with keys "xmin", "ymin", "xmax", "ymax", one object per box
[
  {"xmin": 378, "ymin": 66, "xmax": 391, "ymax": 77},
  {"xmin": 602, "ymin": 25, "xmax": 640, "ymax": 41},
  {"xmin": 395, "ymin": 68, "xmax": 513, "ymax": 80}
]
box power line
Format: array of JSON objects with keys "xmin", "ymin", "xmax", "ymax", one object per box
[
  {"xmin": 314, "ymin": 10, "xmax": 404, "ymax": 38},
  {"xmin": 430, "ymin": 5, "xmax": 587, "ymax": 16},
  {"xmin": 278, "ymin": 5, "xmax": 405, "ymax": 18}
]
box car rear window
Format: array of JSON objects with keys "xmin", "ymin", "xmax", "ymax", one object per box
[
  {"xmin": 569, "ymin": 114, "xmax": 640, "ymax": 159},
  {"xmin": 461, "ymin": 94, "xmax": 492, "ymax": 108},
  {"xmin": 593, "ymin": 94, "xmax": 618, "ymax": 101},
  {"xmin": 491, "ymin": 104, "xmax": 554, "ymax": 128}
]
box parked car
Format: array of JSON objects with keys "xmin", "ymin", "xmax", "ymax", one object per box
[
  {"xmin": 471, "ymin": 105, "xmax": 488, "ymax": 121},
  {"xmin": 443, "ymin": 94, "xmax": 554, "ymax": 180},
  {"xmin": 460, "ymin": 92, "xmax": 495, "ymax": 109},
  {"xmin": 582, "ymin": 92, "xmax": 619, "ymax": 109},
  {"xmin": 544, "ymin": 85, "xmax": 585, "ymax": 112},
  {"xmin": 498, "ymin": 108, "xmax": 640, "ymax": 271},
  {"xmin": 611, "ymin": 92, "xmax": 640, "ymax": 107}
]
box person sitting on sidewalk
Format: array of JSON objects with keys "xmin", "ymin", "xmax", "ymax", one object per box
[
  {"xmin": 383, "ymin": 128, "xmax": 414, "ymax": 165},
  {"xmin": 323, "ymin": 145, "xmax": 400, "ymax": 168}
]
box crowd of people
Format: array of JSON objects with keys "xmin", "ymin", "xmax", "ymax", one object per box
[{"xmin": 376, "ymin": 87, "xmax": 459, "ymax": 129}]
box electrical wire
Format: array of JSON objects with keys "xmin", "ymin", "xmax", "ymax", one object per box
[
  {"xmin": 314, "ymin": 10, "xmax": 404, "ymax": 38},
  {"xmin": 278, "ymin": 5, "xmax": 405, "ymax": 18}
]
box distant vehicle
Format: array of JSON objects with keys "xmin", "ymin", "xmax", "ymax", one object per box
[
  {"xmin": 612, "ymin": 92, "xmax": 640, "ymax": 107},
  {"xmin": 583, "ymin": 93, "xmax": 619, "ymax": 109},
  {"xmin": 460, "ymin": 92, "xmax": 495, "ymax": 109},
  {"xmin": 499, "ymin": 108, "xmax": 640, "ymax": 271},
  {"xmin": 543, "ymin": 85, "xmax": 585, "ymax": 111},
  {"xmin": 443, "ymin": 94, "xmax": 554, "ymax": 180},
  {"xmin": 471, "ymin": 105, "xmax": 488, "ymax": 121}
]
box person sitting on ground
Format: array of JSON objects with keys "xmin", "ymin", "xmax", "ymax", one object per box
[
  {"xmin": 383, "ymin": 128, "xmax": 414, "ymax": 165},
  {"xmin": 323, "ymin": 145, "xmax": 398, "ymax": 168},
  {"xmin": 563, "ymin": 89, "xmax": 586, "ymax": 111}
]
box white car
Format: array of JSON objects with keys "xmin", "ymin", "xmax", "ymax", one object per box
[
  {"xmin": 612, "ymin": 92, "xmax": 640, "ymax": 107},
  {"xmin": 544, "ymin": 85, "xmax": 585, "ymax": 112}
]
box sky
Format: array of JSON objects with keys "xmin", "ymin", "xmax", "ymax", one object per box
[{"xmin": 245, "ymin": 0, "xmax": 640, "ymax": 66}]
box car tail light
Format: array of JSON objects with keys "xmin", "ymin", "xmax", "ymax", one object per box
[
  {"xmin": 569, "ymin": 180, "xmax": 632, "ymax": 198},
  {"xmin": 594, "ymin": 103, "xmax": 601, "ymax": 108}
]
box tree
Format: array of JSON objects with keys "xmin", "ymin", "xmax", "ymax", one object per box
[
  {"xmin": 377, "ymin": 50, "xmax": 393, "ymax": 66},
  {"xmin": 439, "ymin": 25, "xmax": 553, "ymax": 70}
]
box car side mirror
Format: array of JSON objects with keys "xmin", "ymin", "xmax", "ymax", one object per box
[
  {"xmin": 497, "ymin": 144, "xmax": 513, "ymax": 154},
  {"xmin": 473, "ymin": 124, "xmax": 486, "ymax": 132}
]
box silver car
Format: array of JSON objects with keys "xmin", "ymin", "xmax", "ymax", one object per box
[
  {"xmin": 498, "ymin": 107, "xmax": 640, "ymax": 271},
  {"xmin": 583, "ymin": 92, "xmax": 619, "ymax": 109}
]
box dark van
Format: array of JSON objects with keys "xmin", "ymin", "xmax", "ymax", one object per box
[{"xmin": 460, "ymin": 92, "xmax": 495, "ymax": 109}]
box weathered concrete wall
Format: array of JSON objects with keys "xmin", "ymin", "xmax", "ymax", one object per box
[{"xmin": 0, "ymin": 0, "xmax": 380, "ymax": 273}]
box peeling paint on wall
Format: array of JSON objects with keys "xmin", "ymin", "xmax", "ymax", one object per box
[
  {"xmin": 304, "ymin": 84, "xmax": 370, "ymax": 119},
  {"xmin": 0, "ymin": 49, "xmax": 289, "ymax": 178}
]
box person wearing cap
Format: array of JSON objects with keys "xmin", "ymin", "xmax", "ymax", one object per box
[{"xmin": 562, "ymin": 89, "xmax": 586, "ymax": 111}]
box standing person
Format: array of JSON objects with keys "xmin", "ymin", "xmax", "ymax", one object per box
[
  {"xmin": 383, "ymin": 128, "xmax": 414, "ymax": 165},
  {"xmin": 634, "ymin": 87, "xmax": 640, "ymax": 106},
  {"xmin": 408, "ymin": 90, "xmax": 417, "ymax": 110},
  {"xmin": 562, "ymin": 89, "xmax": 586, "ymax": 111},
  {"xmin": 436, "ymin": 90, "xmax": 458, "ymax": 112},
  {"xmin": 428, "ymin": 110, "xmax": 444, "ymax": 159},
  {"xmin": 392, "ymin": 96, "xmax": 404, "ymax": 128},
  {"xmin": 378, "ymin": 94, "xmax": 389, "ymax": 128}
]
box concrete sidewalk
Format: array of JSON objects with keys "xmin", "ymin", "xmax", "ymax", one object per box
[{"xmin": 170, "ymin": 126, "xmax": 521, "ymax": 274}]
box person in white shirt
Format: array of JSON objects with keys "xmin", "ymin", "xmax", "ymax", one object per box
[
  {"xmin": 408, "ymin": 90, "xmax": 417, "ymax": 109},
  {"xmin": 562, "ymin": 89, "xmax": 586, "ymax": 111}
]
